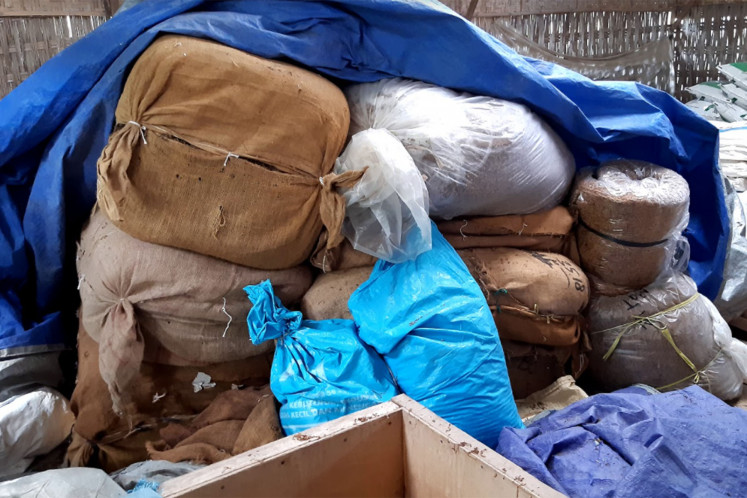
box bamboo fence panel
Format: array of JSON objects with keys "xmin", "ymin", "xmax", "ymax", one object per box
[
  {"xmin": 447, "ymin": 0, "xmax": 747, "ymax": 99},
  {"xmin": 0, "ymin": 0, "xmax": 112, "ymax": 98}
]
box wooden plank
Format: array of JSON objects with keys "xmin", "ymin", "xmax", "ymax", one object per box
[
  {"xmin": 160, "ymin": 401, "xmax": 405, "ymax": 498},
  {"xmin": 393, "ymin": 396, "xmax": 563, "ymax": 498},
  {"xmin": 467, "ymin": 0, "xmax": 746, "ymax": 17}
]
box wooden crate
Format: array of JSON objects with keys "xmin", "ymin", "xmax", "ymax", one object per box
[
  {"xmin": 445, "ymin": 0, "xmax": 747, "ymax": 100},
  {"xmin": 160, "ymin": 395, "xmax": 562, "ymax": 498}
]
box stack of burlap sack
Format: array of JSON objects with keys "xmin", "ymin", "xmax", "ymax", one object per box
[
  {"xmin": 304, "ymin": 77, "xmax": 590, "ymax": 400},
  {"xmin": 67, "ymin": 34, "xmax": 357, "ymax": 471},
  {"xmin": 570, "ymin": 160, "xmax": 747, "ymax": 400}
]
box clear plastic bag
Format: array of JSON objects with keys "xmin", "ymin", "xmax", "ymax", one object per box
[
  {"xmin": 345, "ymin": 78, "xmax": 576, "ymax": 220},
  {"xmin": 334, "ymin": 128, "xmax": 431, "ymax": 263}
]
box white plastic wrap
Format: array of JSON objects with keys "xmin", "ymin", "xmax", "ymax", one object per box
[
  {"xmin": 334, "ymin": 128, "xmax": 431, "ymax": 262},
  {"xmin": 714, "ymin": 177, "xmax": 747, "ymax": 321},
  {"xmin": 0, "ymin": 388, "xmax": 75, "ymax": 478},
  {"xmin": 570, "ymin": 160, "xmax": 690, "ymax": 288},
  {"xmin": 345, "ymin": 78, "xmax": 576, "ymax": 219},
  {"xmin": 587, "ymin": 272, "xmax": 745, "ymax": 401},
  {"xmin": 0, "ymin": 468, "xmax": 126, "ymax": 497}
]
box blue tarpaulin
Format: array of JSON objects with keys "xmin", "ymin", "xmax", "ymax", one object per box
[
  {"xmin": 497, "ymin": 385, "xmax": 747, "ymax": 497},
  {"xmin": 0, "ymin": 0, "xmax": 726, "ymax": 356}
]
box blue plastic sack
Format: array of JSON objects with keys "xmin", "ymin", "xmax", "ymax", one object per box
[
  {"xmin": 245, "ymin": 280, "xmax": 398, "ymax": 435},
  {"xmin": 497, "ymin": 385, "xmax": 747, "ymax": 498},
  {"xmin": 348, "ymin": 224, "xmax": 523, "ymax": 447}
]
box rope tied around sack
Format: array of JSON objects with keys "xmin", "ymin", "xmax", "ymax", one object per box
[
  {"xmin": 127, "ymin": 120, "xmax": 148, "ymax": 145},
  {"xmin": 318, "ymin": 167, "xmax": 368, "ymax": 250},
  {"xmin": 592, "ymin": 293, "xmax": 701, "ymax": 380}
]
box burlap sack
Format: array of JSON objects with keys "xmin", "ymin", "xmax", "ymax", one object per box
[
  {"xmin": 438, "ymin": 206, "xmax": 574, "ymax": 253},
  {"xmin": 310, "ymin": 231, "xmax": 377, "ymax": 272},
  {"xmin": 97, "ymin": 35, "xmax": 357, "ymax": 270},
  {"xmin": 502, "ymin": 340, "xmax": 574, "ymax": 399},
  {"xmin": 301, "ymin": 267, "xmax": 374, "ymax": 320},
  {"xmin": 587, "ymin": 273, "xmax": 744, "ymax": 400},
  {"xmin": 459, "ymin": 248, "xmax": 589, "ymax": 346},
  {"xmin": 77, "ymin": 209, "xmax": 312, "ymax": 413},
  {"xmin": 146, "ymin": 388, "xmax": 282, "ymax": 465},
  {"xmin": 66, "ymin": 323, "xmax": 272, "ymax": 473}
]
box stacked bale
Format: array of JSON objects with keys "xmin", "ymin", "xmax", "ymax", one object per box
[
  {"xmin": 570, "ymin": 160, "xmax": 690, "ymax": 289},
  {"xmin": 96, "ymin": 35, "xmax": 352, "ymax": 268},
  {"xmin": 437, "ymin": 206, "xmax": 574, "ymax": 254},
  {"xmin": 457, "ymin": 247, "xmax": 590, "ymax": 398},
  {"xmin": 586, "ymin": 273, "xmax": 745, "ymax": 400},
  {"xmin": 69, "ymin": 34, "xmax": 350, "ymax": 471},
  {"xmin": 571, "ymin": 160, "xmax": 747, "ymax": 400}
]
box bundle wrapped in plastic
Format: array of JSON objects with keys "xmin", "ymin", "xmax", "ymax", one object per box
[
  {"xmin": 587, "ymin": 272, "xmax": 747, "ymax": 400},
  {"xmin": 245, "ymin": 280, "xmax": 398, "ymax": 435},
  {"xmin": 345, "ymin": 78, "xmax": 575, "ymax": 220},
  {"xmin": 332, "ymin": 128, "xmax": 431, "ymax": 263},
  {"xmin": 570, "ymin": 160, "xmax": 690, "ymax": 288}
]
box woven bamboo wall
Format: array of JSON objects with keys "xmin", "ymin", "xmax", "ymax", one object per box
[
  {"xmin": 448, "ymin": 0, "xmax": 747, "ymax": 99},
  {"xmin": 0, "ymin": 0, "xmax": 112, "ymax": 98}
]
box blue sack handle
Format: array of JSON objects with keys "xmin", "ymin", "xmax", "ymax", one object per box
[{"xmin": 244, "ymin": 280, "xmax": 302, "ymax": 344}]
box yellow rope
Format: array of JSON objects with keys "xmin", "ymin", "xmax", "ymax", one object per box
[{"xmin": 593, "ymin": 294, "xmax": 701, "ymax": 376}]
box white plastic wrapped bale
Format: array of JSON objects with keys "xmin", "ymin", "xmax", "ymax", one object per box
[
  {"xmin": 587, "ymin": 272, "xmax": 747, "ymax": 401},
  {"xmin": 334, "ymin": 128, "xmax": 431, "ymax": 262},
  {"xmin": 0, "ymin": 387, "xmax": 75, "ymax": 478},
  {"xmin": 570, "ymin": 160, "xmax": 690, "ymax": 288},
  {"xmin": 345, "ymin": 78, "xmax": 576, "ymax": 220}
]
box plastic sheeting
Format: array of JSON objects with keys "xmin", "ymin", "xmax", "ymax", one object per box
[
  {"xmin": 714, "ymin": 177, "xmax": 747, "ymax": 321},
  {"xmin": 0, "ymin": 0, "xmax": 726, "ymax": 357},
  {"xmin": 349, "ymin": 224, "xmax": 523, "ymax": 447},
  {"xmin": 0, "ymin": 387, "xmax": 74, "ymax": 478},
  {"xmin": 497, "ymin": 385, "xmax": 747, "ymax": 498},
  {"xmin": 0, "ymin": 468, "xmax": 125, "ymax": 497}
]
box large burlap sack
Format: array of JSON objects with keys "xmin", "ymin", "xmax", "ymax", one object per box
[
  {"xmin": 570, "ymin": 160, "xmax": 690, "ymax": 288},
  {"xmin": 437, "ymin": 206, "xmax": 573, "ymax": 253},
  {"xmin": 459, "ymin": 248, "xmax": 589, "ymax": 346},
  {"xmin": 97, "ymin": 35, "xmax": 355, "ymax": 270},
  {"xmin": 66, "ymin": 323, "xmax": 272, "ymax": 473},
  {"xmin": 301, "ymin": 266, "xmax": 374, "ymax": 320},
  {"xmin": 77, "ymin": 209, "xmax": 312, "ymax": 413},
  {"xmin": 346, "ymin": 78, "xmax": 575, "ymax": 220},
  {"xmin": 587, "ymin": 272, "xmax": 747, "ymax": 400}
]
